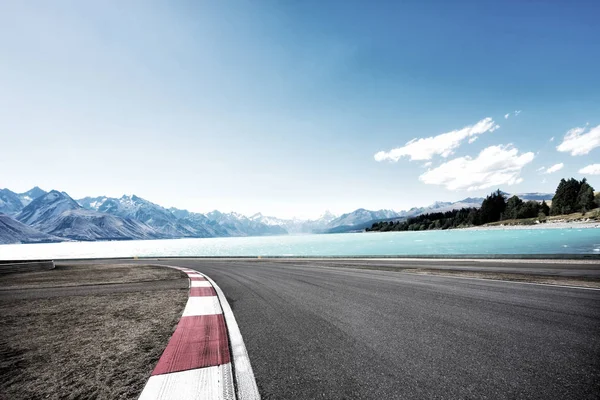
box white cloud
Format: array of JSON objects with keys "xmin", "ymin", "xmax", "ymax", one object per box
[
  {"xmin": 536, "ymin": 166, "xmax": 546, "ymax": 172},
  {"xmin": 422, "ymin": 161, "xmax": 432, "ymax": 168},
  {"xmin": 556, "ymin": 124, "xmax": 600, "ymax": 156},
  {"xmin": 579, "ymin": 164, "xmax": 600, "ymax": 175},
  {"xmin": 550, "ymin": 136, "xmax": 554, "ymax": 142},
  {"xmin": 544, "ymin": 163, "xmax": 564, "ymax": 174},
  {"xmin": 504, "ymin": 110, "xmax": 521, "ymax": 119},
  {"xmin": 374, "ymin": 117, "xmax": 499, "ymax": 162},
  {"xmin": 419, "ymin": 145, "xmax": 535, "ymax": 191},
  {"xmin": 468, "ymin": 136, "xmax": 478, "ymax": 144}
]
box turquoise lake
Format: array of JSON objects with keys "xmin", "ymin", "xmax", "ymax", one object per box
[{"xmin": 1, "ymin": 228, "xmax": 599, "ymax": 260}]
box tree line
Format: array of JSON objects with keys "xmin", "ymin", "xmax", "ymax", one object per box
[{"xmin": 367, "ymin": 177, "xmax": 599, "ymax": 232}]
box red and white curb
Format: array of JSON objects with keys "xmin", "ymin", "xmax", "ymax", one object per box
[{"xmin": 139, "ymin": 267, "xmax": 260, "ymax": 400}]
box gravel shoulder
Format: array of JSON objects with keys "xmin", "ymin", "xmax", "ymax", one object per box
[
  {"xmin": 0, "ymin": 263, "xmax": 182, "ymax": 290},
  {"xmin": 0, "ymin": 264, "xmax": 188, "ymax": 400}
]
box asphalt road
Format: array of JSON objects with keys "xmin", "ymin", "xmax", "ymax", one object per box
[{"xmin": 98, "ymin": 259, "xmax": 600, "ymax": 398}]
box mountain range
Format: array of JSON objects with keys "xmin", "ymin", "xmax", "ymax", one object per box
[{"xmin": 0, "ymin": 187, "xmax": 553, "ymax": 244}]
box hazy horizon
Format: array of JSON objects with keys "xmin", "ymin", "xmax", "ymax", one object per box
[
  {"xmin": 2, "ymin": 1, "xmax": 599, "ymax": 219},
  {"xmin": 3, "ymin": 183, "xmax": 560, "ymax": 221}
]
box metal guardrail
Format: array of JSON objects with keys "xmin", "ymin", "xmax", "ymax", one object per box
[{"xmin": 0, "ymin": 260, "xmax": 55, "ymax": 274}]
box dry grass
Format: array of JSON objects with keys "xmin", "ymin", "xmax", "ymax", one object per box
[
  {"xmin": 0, "ymin": 265, "xmax": 188, "ymax": 400},
  {"xmin": 485, "ymin": 209, "xmax": 600, "ymax": 226},
  {"xmin": 0, "ymin": 263, "xmax": 180, "ymax": 290}
]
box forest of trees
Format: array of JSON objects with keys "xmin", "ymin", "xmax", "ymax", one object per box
[{"xmin": 368, "ymin": 178, "xmax": 599, "ymax": 232}]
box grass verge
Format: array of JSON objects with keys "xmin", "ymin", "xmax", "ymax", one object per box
[
  {"xmin": 0, "ymin": 263, "xmax": 181, "ymax": 290},
  {"xmin": 485, "ymin": 209, "xmax": 600, "ymax": 226},
  {"xmin": 0, "ymin": 264, "xmax": 188, "ymax": 400}
]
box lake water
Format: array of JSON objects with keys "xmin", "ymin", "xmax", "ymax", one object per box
[{"xmin": 1, "ymin": 228, "xmax": 599, "ymax": 260}]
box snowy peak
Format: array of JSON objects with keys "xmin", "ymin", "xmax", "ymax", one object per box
[
  {"xmin": 206, "ymin": 210, "xmax": 287, "ymax": 236},
  {"xmin": 95, "ymin": 194, "xmax": 176, "ymax": 222},
  {"xmin": 39, "ymin": 208, "xmax": 161, "ymax": 241},
  {"xmin": 78, "ymin": 196, "xmax": 108, "ymax": 211},
  {"xmin": 14, "ymin": 190, "xmax": 162, "ymax": 241},
  {"xmin": 327, "ymin": 209, "xmax": 399, "ymax": 228},
  {"xmin": 0, "ymin": 189, "xmax": 23, "ymax": 215},
  {"xmin": 250, "ymin": 213, "xmax": 290, "ymax": 226},
  {"xmin": 0, "ymin": 186, "xmax": 48, "ymax": 215},
  {"xmin": 319, "ymin": 210, "xmax": 337, "ymax": 222},
  {"xmin": 19, "ymin": 186, "xmax": 47, "ymax": 206},
  {"xmin": 93, "ymin": 194, "xmax": 198, "ymax": 237},
  {"xmin": 17, "ymin": 190, "xmax": 81, "ymax": 226}
]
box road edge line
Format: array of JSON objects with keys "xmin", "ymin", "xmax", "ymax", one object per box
[
  {"xmin": 137, "ymin": 266, "xmax": 235, "ymax": 399},
  {"xmin": 401, "ymin": 270, "xmax": 600, "ymax": 291},
  {"xmin": 200, "ymin": 273, "xmax": 261, "ymax": 400}
]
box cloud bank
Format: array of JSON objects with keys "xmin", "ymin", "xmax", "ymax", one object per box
[
  {"xmin": 556, "ymin": 124, "xmax": 600, "ymax": 156},
  {"xmin": 544, "ymin": 163, "xmax": 564, "ymax": 174},
  {"xmin": 374, "ymin": 117, "xmax": 499, "ymax": 162},
  {"xmin": 579, "ymin": 164, "xmax": 600, "ymax": 175},
  {"xmin": 419, "ymin": 145, "xmax": 534, "ymax": 191}
]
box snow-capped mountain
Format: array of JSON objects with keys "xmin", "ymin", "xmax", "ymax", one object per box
[
  {"xmin": 16, "ymin": 191, "xmax": 160, "ymax": 241},
  {"xmin": 82, "ymin": 195, "xmax": 199, "ymax": 238},
  {"xmin": 79, "ymin": 195, "xmax": 286, "ymax": 238},
  {"xmin": 398, "ymin": 197, "xmax": 485, "ymax": 218},
  {"xmin": 78, "ymin": 196, "xmax": 109, "ymax": 211},
  {"xmin": 207, "ymin": 210, "xmax": 287, "ymax": 236},
  {"xmin": 512, "ymin": 192, "xmax": 553, "ymax": 201},
  {"xmin": 169, "ymin": 208, "xmax": 230, "ymax": 237},
  {"xmin": 0, "ymin": 187, "xmax": 48, "ymax": 215},
  {"xmin": 249, "ymin": 211, "xmax": 339, "ymax": 234},
  {"xmin": 0, "ymin": 189, "xmax": 24, "ymax": 215},
  {"xmin": 18, "ymin": 186, "xmax": 47, "ymax": 207},
  {"xmin": 0, "ymin": 213, "xmax": 64, "ymax": 244},
  {"xmin": 327, "ymin": 209, "xmax": 399, "ymax": 229},
  {"xmin": 249, "ymin": 213, "xmax": 291, "ymax": 226},
  {"xmin": 321, "ymin": 201, "xmax": 487, "ymax": 233},
  {"xmin": 35, "ymin": 209, "xmax": 160, "ymax": 241},
  {"xmin": 17, "ymin": 190, "xmax": 82, "ymax": 227},
  {"xmin": 0, "ymin": 185, "xmax": 559, "ymax": 243},
  {"xmin": 249, "ymin": 213, "xmax": 304, "ymax": 233}
]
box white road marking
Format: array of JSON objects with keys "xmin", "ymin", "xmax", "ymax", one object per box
[
  {"xmin": 408, "ymin": 272, "xmax": 600, "ymax": 291},
  {"xmin": 200, "ymin": 273, "xmax": 261, "ymax": 400},
  {"xmin": 190, "ymin": 280, "xmax": 213, "ymax": 287},
  {"xmin": 181, "ymin": 296, "xmax": 222, "ymax": 317},
  {"xmin": 138, "ymin": 364, "xmax": 235, "ymax": 400}
]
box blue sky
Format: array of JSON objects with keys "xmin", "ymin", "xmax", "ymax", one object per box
[{"xmin": 1, "ymin": 0, "xmax": 599, "ymax": 219}]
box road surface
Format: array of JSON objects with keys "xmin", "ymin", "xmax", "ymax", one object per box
[{"xmin": 84, "ymin": 258, "xmax": 600, "ymax": 399}]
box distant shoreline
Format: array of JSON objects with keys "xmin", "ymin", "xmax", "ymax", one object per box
[{"xmin": 465, "ymin": 220, "xmax": 600, "ymax": 231}]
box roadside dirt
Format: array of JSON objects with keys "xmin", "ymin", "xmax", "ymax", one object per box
[
  {"xmin": 0, "ymin": 264, "xmax": 188, "ymax": 400},
  {"xmin": 0, "ymin": 263, "xmax": 180, "ymax": 290}
]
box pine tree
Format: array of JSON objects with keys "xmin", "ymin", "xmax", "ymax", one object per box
[
  {"xmin": 540, "ymin": 200, "xmax": 550, "ymax": 216},
  {"xmin": 518, "ymin": 201, "xmax": 541, "ymax": 218},
  {"xmin": 551, "ymin": 178, "xmax": 581, "ymax": 215},
  {"xmin": 576, "ymin": 178, "xmax": 596, "ymax": 212},
  {"xmin": 504, "ymin": 195, "xmax": 523, "ymax": 220},
  {"xmin": 479, "ymin": 190, "xmax": 507, "ymax": 223}
]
